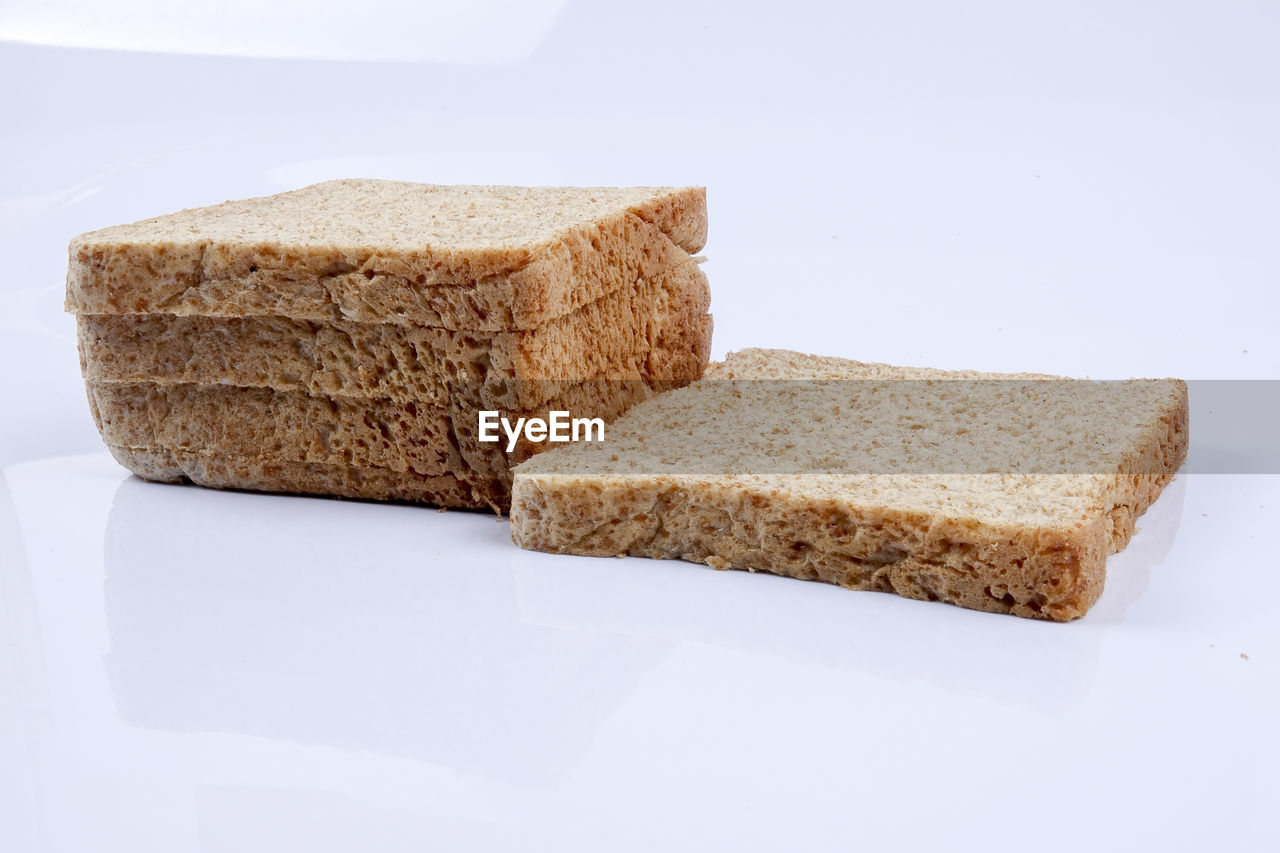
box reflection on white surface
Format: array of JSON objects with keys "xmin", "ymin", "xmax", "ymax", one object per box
[
  {"xmin": 0, "ymin": 0, "xmax": 570, "ymax": 63},
  {"xmin": 103, "ymin": 476, "xmax": 671, "ymax": 786},
  {"xmin": 96, "ymin": 469, "xmax": 1188, "ymax": 784},
  {"xmin": 4, "ymin": 454, "xmax": 1274, "ymax": 851},
  {"xmin": 0, "ymin": 470, "xmax": 41, "ymax": 853}
]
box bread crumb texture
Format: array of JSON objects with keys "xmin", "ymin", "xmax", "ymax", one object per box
[
  {"xmin": 70, "ymin": 181, "xmax": 712, "ymax": 510},
  {"xmin": 66, "ymin": 180, "xmax": 707, "ymax": 330},
  {"xmin": 78, "ymin": 258, "xmax": 708, "ymax": 410},
  {"xmin": 510, "ymin": 349, "xmax": 1189, "ymax": 621}
]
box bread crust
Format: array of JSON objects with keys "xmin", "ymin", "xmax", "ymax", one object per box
[{"xmin": 107, "ymin": 445, "xmax": 482, "ymax": 507}]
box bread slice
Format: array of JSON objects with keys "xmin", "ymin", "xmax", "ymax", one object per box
[
  {"xmin": 66, "ymin": 180, "xmax": 706, "ymax": 330},
  {"xmin": 89, "ymin": 316, "xmax": 712, "ymax": 509},
  {"xmin": 509, "ymin": 349, "xmax": 1189, "ymax": 620},
  {"xmin": 77, "ymin": 257, "xmax": 709, "ymax": 410}
]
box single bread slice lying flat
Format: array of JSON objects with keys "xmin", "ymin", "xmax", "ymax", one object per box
[
  {"xmin": 66, "ymin": 180, "xmax": 706, "ymax": 330},
  {"xmin": 509, "ymin": 349, "xmax": 1189, "ymax": 620}
]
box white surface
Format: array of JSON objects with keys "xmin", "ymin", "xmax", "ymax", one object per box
[
  {"xmin": 0, "ymin": 0, "xmax": 569, "ymax": 63},
  {"xmin": 4, "ymin": 457, "xmax": 1278, "ymax": 852},
  {"xmin": 2, "ymin": 2, "xmax": 1278, "ymax": 850}
]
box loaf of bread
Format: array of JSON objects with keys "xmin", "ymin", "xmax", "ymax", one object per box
[
  {"xmin": 509, "ymin": 349, "xmax": 1189, "ymax": 620},
  {"xmin": 68, "ymin": 180, "xmax": 712, "ymax": 508}
]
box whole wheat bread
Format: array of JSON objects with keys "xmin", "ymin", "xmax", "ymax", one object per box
[
  {"xmin": 78, "ymin": 256, "xmax": 709, "ymax": 410},
  {"xmin": 69, "ymin": 181, "xmax": 713, "ymax": 508},
  {"xmin": 107, "ymin": 446, "xmax": 481, "ymax": 506},
  {"xmin": 66, "ymin": 180, "xmax": 706, "ymax": 330},
  {"xmin": 89, "ymin": 316, "xmax": 712, "ymax": 509},
  {"xmin": 509, "ymin": 349, "xmax": 1188, "ymax": 620}
]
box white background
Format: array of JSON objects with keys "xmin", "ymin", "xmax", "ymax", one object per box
[{"xmin": 1, "ymin": 2, "xmax": 1277, "ymax": 850}]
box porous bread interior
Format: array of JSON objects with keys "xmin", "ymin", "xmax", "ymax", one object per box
[
  {"xmin": 78, "ymin": 257, "xmax": 710, "ymax": 410},
  {"xmin": 510, "ymin": 348, "xmax": 1189, "ymax": 620},
  {"xmin": 69, "ymin": 180, "xmax": 715, "ymax": 509},
  {"xmin": 66, "ymin": 181, "xmax": 706, "ymax": 330},
  {"xmin": 518, "ymin": 351, "xmax": 1182, "ymax": 526},
  {"xmin": 89, "ymin": 314, "xmax": 713, "ymax": 510}
]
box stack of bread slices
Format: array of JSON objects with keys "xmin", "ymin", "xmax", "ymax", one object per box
[{"xmin": 67, "ymin": 180, "xmax": 712, "ymax": 510}]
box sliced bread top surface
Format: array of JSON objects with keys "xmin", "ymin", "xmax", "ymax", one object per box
[
  {"xmin": 66, "ymin": 180, "xmax": 707, "ymax": 326},
  {"xmin": 72, "ymin": 180, "xmax": 705, "ymax": 254},
  {"xmin": 513, "ymin": 348, "xmax": 1188, "ymax": 531}
]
